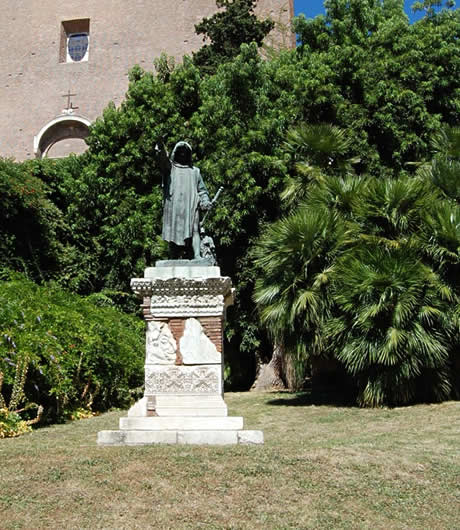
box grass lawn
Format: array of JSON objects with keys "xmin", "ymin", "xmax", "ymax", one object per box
[{"xmin": 0, "ymin": 392, "xmax": 459, "ymax": 529}]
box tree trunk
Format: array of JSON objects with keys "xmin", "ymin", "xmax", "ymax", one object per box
[{"xmin": 251, "ymin": 343, "xmax": 285, "ymax": 391}]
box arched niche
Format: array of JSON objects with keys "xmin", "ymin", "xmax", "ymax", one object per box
[{"xmin": 34, "ymin": 115, "xmax": 91, "ymax": 158}]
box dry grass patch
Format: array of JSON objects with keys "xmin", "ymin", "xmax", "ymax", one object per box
[{"xmin": 0, "ymin": 392, "xmax": 459, "ymax": 529}]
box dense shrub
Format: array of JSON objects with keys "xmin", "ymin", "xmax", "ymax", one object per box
[
  {"xmin": 0, "ymin": 159, "xmax": 66, "ymax": 283},
  {"xmin": 0, "ymin": 273, "xmax": 144, "ymax": 423}
]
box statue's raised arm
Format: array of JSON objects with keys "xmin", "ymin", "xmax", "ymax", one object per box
[{"xmin": 154, "ymin": 139, "xmax": 171, "ymax": 184}]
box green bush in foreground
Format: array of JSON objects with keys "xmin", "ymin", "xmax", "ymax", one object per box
[{"xmin": 0, "ymin": 273, "xmax": 144, "ymax": 424}]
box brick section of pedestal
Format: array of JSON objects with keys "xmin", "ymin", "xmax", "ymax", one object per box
[
  {"xmin": 155, "ymin": 317, "xmax": 223, "ymax": 361},
  {"xmin": 168, "ymin": 318, "xmax": 186, "ymax": 345},
  {"xmin": 199, "ymin": 317, "xmax": 223, "ymax": 354},
  {"xmin": 168, "ymin": 318, "xmax": 185, "ymax": 364},
  {"xmin": 142, "ymin": 297, "xmax": 152, "ymax": 320}
]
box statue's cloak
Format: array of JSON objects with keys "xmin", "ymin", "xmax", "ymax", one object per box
[{"xmin": 161, "ymin": 142, "xmax": 208, "ymax": 246}]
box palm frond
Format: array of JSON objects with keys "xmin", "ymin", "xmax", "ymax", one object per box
[
  {"xmin": 285, "ymin": 123, "xmax": 352, "ymax": 158},
  {"xmin": 330, "ymin": 244, "xmax": 452, "ymax": 406}
]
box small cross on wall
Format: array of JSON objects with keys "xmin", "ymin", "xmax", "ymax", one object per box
[{"xmin": 62, "ymin": 89, "xmax": 79, "ymax": 115}]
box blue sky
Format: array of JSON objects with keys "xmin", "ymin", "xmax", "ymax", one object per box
[{"xmin": 294, "ymin": 0, "xmax": 427, "ymax": 23}]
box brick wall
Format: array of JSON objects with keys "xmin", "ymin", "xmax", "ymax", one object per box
[
  {"xmin": 199, "ymin": 317, "xmax": 223, "ymax": 354},
  {"xmin": 0, "ymin": 0, "xmax": 294, "ymax": 161}
]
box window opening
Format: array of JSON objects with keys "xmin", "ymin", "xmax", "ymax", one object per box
[{"xmin": 60, "ymin": 19, "xmax": 90, "ymax": 63}]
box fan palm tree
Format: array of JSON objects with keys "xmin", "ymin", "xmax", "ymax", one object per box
[
  {"xmin": 331, "ymin": 175, "xmax": 458, "ymax": 405},
  {"xmin": 252, "ymin": 123, "xmax": 359, "ymax": 389},
  {"xmin": 328, "ymin": 245, "xmax": 453, "ymax": 406},
  {"xmin": 354, "ymin": 175, "xmax": 438, "ymax": 247},
  {"xmin": 422, "ymin": 202, "xmax": 460, "ymax": 282},
  {"xmin": 281, "ymin": 123, "xmax": 360, "ymax": 209},
  {"xmin": 254, "ymin": 120, "xmax": 459, "ymax": 403},
  {"xmin": 253, "ymin": 206, "xmax": 353, "ymax": 381},
  {"xmin": 416, "ymin": 125, "xmax": 460, "ymax": 203},
  {"xmin": 422, "ymin": 201, "xmax": 460, "ymax": 395}
]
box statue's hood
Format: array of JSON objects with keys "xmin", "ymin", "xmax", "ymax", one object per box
[{"xmin": 170, "ymin": 141, "xmax": 193, "ymax": 167}]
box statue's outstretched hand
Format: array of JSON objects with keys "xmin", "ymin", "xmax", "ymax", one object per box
[
  {"xmin": 154, "ymin": 136, "xmax": 168, "ymax": 154},
  {"xmin": 155, "ymin": 141, "xmax": 166, "ymax": 154}
]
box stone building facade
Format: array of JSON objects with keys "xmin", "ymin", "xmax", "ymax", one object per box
[{"xmin": 0, "ymin": 0, "xmax": 294, "ymax": 161}]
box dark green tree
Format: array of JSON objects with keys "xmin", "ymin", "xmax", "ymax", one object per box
[
  {"xmin": 193, "ymin": 0, "xmax": 274, "ymax": 74},
  {"xmin": 3, "ymin": 0, "xmax": 458, "ymax": 393},
  {"xmin": 0, "ymin": 158, "xmax": 68, "ymax": 283},
  {"xmin": 293, "ymin": 0, "xmax": 460, "ymax": 174}
]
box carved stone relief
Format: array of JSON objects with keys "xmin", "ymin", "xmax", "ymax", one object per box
[
  {"xmin": 180, "ymin": 318, "xmax": 220, "ymax": 364},
  {"xmin": 145, "ymin": 321, "xmax": 177, "ymax": 364},
  {"xmin": 145, "ymin": 365, "xmax": 221, "ymax": 394}
]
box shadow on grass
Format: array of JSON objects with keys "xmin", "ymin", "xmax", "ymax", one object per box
[{"xmin": 265, "ymin": 388, "xmax": 356, "ymax": 408}]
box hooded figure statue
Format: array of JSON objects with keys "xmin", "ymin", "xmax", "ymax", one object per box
[{"xmin": 156, "ymin": 140, "xmax": 211, "ymax": 259}]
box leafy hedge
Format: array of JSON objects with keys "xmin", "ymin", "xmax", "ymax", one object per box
[
  {"xmin": 0, "ymin": 159, "xmax": 65, "ymax": 283},
  {"xmin": 0, "ymin": 273, "xmax": 144, "ymax": 423}
]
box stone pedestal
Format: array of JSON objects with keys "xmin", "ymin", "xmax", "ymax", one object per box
[{"xmin": 97, "ymin": 264, "xmax": 263, "ymax": 445}]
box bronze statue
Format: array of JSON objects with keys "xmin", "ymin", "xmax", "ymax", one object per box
[{"xmin": 155, "ymin": 141, "xmax": 211, "ymax": 260}]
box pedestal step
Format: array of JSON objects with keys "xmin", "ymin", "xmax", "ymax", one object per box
[
  {"xmin": 97, "ymin": 429, "xmax": 264, "ymax": 446},
  {"xmin": 127, "ymin": 395, "xmax": 228, "ymax": 418},
  {"xmin": 152, "ymin": 395, "xmax": 228, "ymax": 417},
  {"xmin": 145, "ymin": 264, "xmax": 221, "ymax": 279},
  {"xmin": 120, "ymin": 416, "xmax": 244, "ymax": 431},
  {"xmin": 154, "ymin": 407, "xmax": 228, "ymax": 416}
]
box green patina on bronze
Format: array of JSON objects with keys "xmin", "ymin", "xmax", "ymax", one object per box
[{"xmin": 156, "ymin": 141, "xmax": 211, "ymax": 260}]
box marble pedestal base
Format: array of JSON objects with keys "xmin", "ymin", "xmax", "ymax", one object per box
[
  {"xmin": 98, "ymin": 427, "xmax": 264, "ymax": 446},
  {"xmin": 97, "ymin": 263, "xmax": 263, "ymax": 446},
  {"xmin": 97, "ymin": 412, "xmax": 263, "ymax": 446}
]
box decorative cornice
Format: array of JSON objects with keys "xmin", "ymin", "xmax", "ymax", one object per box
[
  {"xmin": 131, "ymin": 278, "xmax": 155, "ymax": 298},
  {"xmin": 131, "ymin": 276, "xmax": 234, "ymax": 317}
]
